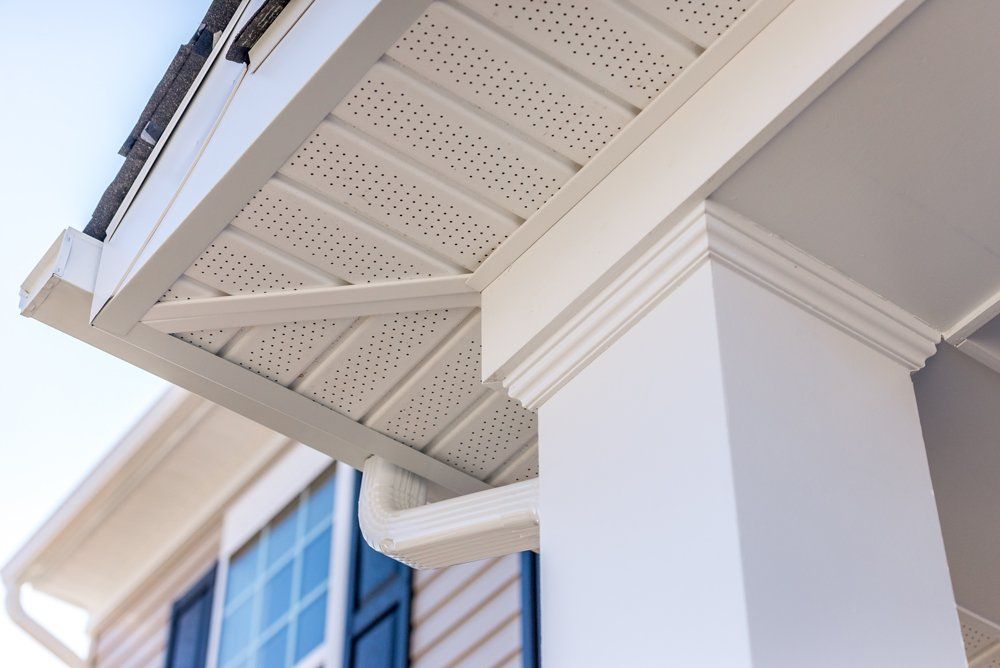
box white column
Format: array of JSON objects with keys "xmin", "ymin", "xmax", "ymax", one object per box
[{"xmin": 486, "ymin": 204, "xmax": 965, "ymax": 667}]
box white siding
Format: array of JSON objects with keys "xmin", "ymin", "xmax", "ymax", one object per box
[
  {"xmin": 411, "ymin": 554, "xmax": 524, "ymax": 668},
  {"xmin": 91, "ymin": 521, "xmax": 221, "ymax": 668}
]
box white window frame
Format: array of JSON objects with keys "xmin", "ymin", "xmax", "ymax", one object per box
[{"xmin": 205, "ymin": 443, "xmax": 358, "ymax": 668}]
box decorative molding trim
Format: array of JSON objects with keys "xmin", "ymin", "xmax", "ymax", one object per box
[{"xmin": 497, "ymin": 201, "xmax": 940, "ymax": 410}]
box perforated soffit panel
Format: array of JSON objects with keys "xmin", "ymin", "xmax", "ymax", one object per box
[
  {"xmin": 961, "ymin": 609, "xmax": 1000, "ymax": 666},
  {"xmin": 153, "ymin": 0, "xmax": 755, "ymax": 484}
]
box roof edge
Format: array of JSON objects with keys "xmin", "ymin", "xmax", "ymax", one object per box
[{"xmin": 1, "ymin": 388, "xmax": 201, "ymax": 586}]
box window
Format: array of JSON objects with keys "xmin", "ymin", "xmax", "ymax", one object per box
[
  {"xmin": 217, "ymin": 472, "xmax": 335, "ymax": 668},
  {"xmin": 342, "ymin": 471, "xmax": 412, "ymax": 668},
  {"xmin": 166, "ymin": 565, "xmax": 217, "ymax": 668}
]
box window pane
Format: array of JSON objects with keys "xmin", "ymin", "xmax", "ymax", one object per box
[
  {"xmin": 305, "ymin": 477, "xmax": 334, "ymax": 531},
  {"xmin": 218, "ymin": 470, "xmax": 334, "ymax": 666},
  {"xmin": 300, "ymin": 528, "xmax": 331, "ymax": 597},
  {"xmin": 257, "ymin": 625, "xmax": 288, "ymax": 668},
  {"xmin": 225, "ymin": 541, "xmax": 260, "ymax": 605},
  {"xmin": 266, "ymin": 507, "xmax": 298, "ymax": 568},
  {"xmin": 262, "ymin": 563, "xmax": 293, "ymax": 629},
  {"xmin": 294, "ymin": 591, "xmax": 327, "ymax": 661},
  {"xmin": 218, "ymin": 599, "xmax": 253, "ymax": 665}
]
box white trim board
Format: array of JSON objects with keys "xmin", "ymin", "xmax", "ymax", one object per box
[
  {"xmin": 945, "ymin": 288, "xmax": 1000, "ymax": 375},
  {"xmin": 22, "ymin": 229, "xmax": 487, "ymax": 496},
  {"xmin": 945, "ymin": 288, "xmax": 1000, "ymax": 344},
  {"xmin": 142, "ymin": 275, "xmax": 479, "ymax": 332},
  {"xmin": 495, "ymin": 201, "xmax": 939, "ymax": 410},
  {"xmin": 479, "ymin": 0, "xmax": 926, "ymax": 382}
]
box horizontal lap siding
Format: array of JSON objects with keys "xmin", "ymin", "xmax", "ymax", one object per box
[
  {"xmin": 411, "ymin": 554, "xmax": 523, "ymax": 668},
  {"xmin": 91, "ymin": 521, "xmax": 221, "ymax": 668}
]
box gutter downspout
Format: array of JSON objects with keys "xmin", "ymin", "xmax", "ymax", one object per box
[
  {"xmin": 3, "ymin": 576, "xmax": 86, "ymax": 667},
  {"xmin": 358, "ymin": 457, "xmax": 539, "ymax": 570}
]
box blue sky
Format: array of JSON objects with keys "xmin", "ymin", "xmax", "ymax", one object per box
[{"xmin": 0, "ymin": 1, "xmax": 212, "ymax": 663}]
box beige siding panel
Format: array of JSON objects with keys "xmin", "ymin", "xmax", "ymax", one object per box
[
  {"xmin": 411, "ymin": 557, "xmax": 497, "ymax": 624},
  {"xmin": 454, "ymin": 613, "xmax": 522, "ymax": 668},
  {"xmin": 92, "ymin": 522, "xmax": 220, "ymax": 668},
  {"xmin": 411, "ymin": 554, "xmax": 523, "ymax": 667}
]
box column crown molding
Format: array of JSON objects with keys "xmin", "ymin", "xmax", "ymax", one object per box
[{"xmin": 495, "ymin": 201, "xmax": 940, "ymax": 409}]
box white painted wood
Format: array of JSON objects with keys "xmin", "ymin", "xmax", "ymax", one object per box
[
  {"xmin": 479, "ymin": 0, "xmax": 924, "ymax": 376},
  {"xmin": 537, "ymin": 258, "xmax": 965, "ymax": 666},
  {"xmin": 491, "ymin": 204, "xmax": 939, "ymax": 410},
  {"xmin": 142, "ymin": 275, "xmax": 479, "ymax": 332}
]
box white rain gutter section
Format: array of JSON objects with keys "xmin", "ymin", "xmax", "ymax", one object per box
[
  {"xmin": 2, "ymin": 578, "xmax": 85, "ymax": 668},
  {"xmin": 358, "ymin": 457, "xmax": 539, "ymax": 570}
]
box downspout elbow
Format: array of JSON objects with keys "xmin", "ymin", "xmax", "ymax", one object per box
[
  {"xmin": 358, "ymin": 456, "xmax": 539, "ymax": 570},
  {"xmin": 3, "ymin": 577, "xmax": 86, "ymax": 667}
]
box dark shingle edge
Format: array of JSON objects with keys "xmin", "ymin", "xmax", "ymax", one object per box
[
  {"xmin": 83, "ymin": 0, "xmax": 242, "ymax": 241},
  {"xmin": 225, "ymin": 0, "xmax": 294, "ymax": 65}
]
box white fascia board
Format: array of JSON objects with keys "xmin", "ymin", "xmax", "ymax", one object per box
[
  {"xmin": 480, "ymin": 0, "xmax": 925, "ymax": 381},
  {"xmin": 97, "ymin": 0, "xmax": 259, "ymax": 243},
  {"xmin": 141, "ymin": 274, "xmax": 480, "ymax": 332},
  {"xmin": 25, "ymin": 230, "xmax": 487, "ymax": 496},
  {"xmin": 92, "ymin": 0, "xmax": 434, "ymax": 336}
]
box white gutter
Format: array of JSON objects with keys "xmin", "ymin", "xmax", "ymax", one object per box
[
  {"xmin": 358, "ymin": 457, "xmax": 539, "ymax": 570},
  {"xmin": 2, "ymin": 576, "xmax": 86, "ymax": 668}
]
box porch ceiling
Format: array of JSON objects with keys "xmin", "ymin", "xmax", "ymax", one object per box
[{"xmin": 113, "ymin": 0, "xmax": 764, "ymax": 487}]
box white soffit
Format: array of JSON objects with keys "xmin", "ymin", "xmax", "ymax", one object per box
[
  {"xmin": 712, "ymin": 0, "xmax": 1000, "ymax": 337},
  {"xmin": 4, "ymin": 390, "xmax": 285, "ymax": 622},
  {"xmin": 961, "ymin": 608, "xmax": 1000, "ymax": 666},
  {"xmin": 101, "ymin": 0, "xmax": 770, "ymax": 488}
]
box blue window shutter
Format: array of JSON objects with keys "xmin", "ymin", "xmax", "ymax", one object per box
[
  {"xmin": 165, "ymin": 564, "xmax": 217, "ymax": 668},
  {"xmin": 521, "ymin": 552, "xmax": 541, "ymax": 667},
  {"xmin": 344, "ymin": 471, "xmax": 413, "ymax": 668}
]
